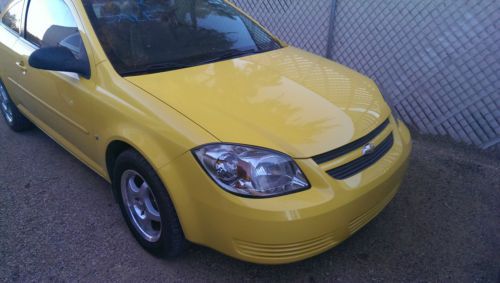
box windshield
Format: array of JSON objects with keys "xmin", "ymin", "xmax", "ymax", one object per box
[{"xmin": 82, "ymin": 0, "xmax": 282, "ymax": 76}]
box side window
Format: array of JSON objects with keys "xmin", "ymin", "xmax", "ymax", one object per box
[
  {"xmin": 0, "ymin": 0, "xmax": 9, "ymax": 12},
  {"xmin": 1, "ymin": 0, "xmax": 23, "ymax": 34},
  {"xmin": 26, "ymin": 0, "xmax": 86, "ymax": 59}
]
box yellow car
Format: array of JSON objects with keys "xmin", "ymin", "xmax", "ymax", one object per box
[{"xmin": 0, "ymin": 0, "xmax": 411, "ymax": 264}]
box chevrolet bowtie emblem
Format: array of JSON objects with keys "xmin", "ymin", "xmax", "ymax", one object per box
[{"xmin": 362, "ymin": 143, "xmax": 376, "ymax": 155}]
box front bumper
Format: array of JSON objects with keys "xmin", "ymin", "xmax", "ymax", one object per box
[{"xmin": 159, "ymin": 119, "xmax": 412, "ymax": 264}]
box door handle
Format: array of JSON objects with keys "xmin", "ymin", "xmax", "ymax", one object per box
[{"xmin": 15, "ymin": 61, "xmax": 27, "ymax": 75}]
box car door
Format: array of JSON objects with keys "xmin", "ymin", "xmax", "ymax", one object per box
[{"xmin": 13, "ymin": 0, "xmax": 101, "ymax": 169}]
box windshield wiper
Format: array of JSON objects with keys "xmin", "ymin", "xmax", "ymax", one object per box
[
  {"xmin": 120, "ymin": 49, "xmax": 263, "ymax": 76},
  {"xmin": 121, "ymin": 62, "xmax": 196, "ymax": 76},
  {"xmin": 198, "ymin": 48, "xmax": 261, "ymax": 65}
]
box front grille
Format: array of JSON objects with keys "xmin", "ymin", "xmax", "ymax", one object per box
[
  {"xmin": 312, "ymin": 119, "xmax": 390, "ymax": 164},
  {"xmin": 327, "ymin": 133, "xmax": 394, "ymax": 179}
]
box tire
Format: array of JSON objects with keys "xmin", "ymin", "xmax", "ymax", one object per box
[
  {"xmin": 112, "ymin": 149, "xmax": 188, "ymax": 257},
  {"xmin": 0, "ymin": 80, "xmax": 32, "ymax": 132}
]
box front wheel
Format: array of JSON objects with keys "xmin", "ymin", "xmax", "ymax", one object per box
[
  {"xmin": 0, "ymin": 80, "xmax": 32, "ymax": 132},
  {"xmin": 112, "ymin": 149, "xmax": 188, "ymax": 257}
]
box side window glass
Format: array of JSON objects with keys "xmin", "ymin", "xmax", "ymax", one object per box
[
  {"xmin": 1, "ymin": 0, "xmax": 23, "ymax": 34},
  {"xmin": 0, "ymin": 0, "xmax": 9, "ymax": 12},
  {"xmin": 26, "ymin": 0, "xmax": 86, "ymax": 60}
]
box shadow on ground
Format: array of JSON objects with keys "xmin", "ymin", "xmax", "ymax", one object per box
[{"xmin": 0, "ymin": 122, "xmax": 498, "ymax": 282}]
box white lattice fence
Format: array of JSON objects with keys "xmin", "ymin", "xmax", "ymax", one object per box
[{"xmin": 232, "ymin": 0, "xmax": 500, "ymax": 151}]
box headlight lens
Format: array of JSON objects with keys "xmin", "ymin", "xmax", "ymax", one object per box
[{"xmin": 193, "ymin": 144, "xmax": 310, "ymax": 197}]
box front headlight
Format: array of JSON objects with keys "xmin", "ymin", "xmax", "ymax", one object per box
[{"xmin": 193, "ymin": 144, "xmax": 310, "ymax": 198}]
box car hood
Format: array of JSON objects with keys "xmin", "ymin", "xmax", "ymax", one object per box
[{"xmin": 125, "ymin": 47, "xmax": 391, "ymax": 158}]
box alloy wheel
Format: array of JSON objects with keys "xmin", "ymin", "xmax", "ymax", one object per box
[
  {"xmin": 0, "ymin": 84, "xmax": 14, "ymax": 124},
  {"xmin": 120, "ymin": 170, "xmax": 162, "ymax": 242}
]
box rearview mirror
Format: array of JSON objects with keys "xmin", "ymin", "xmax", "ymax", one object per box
[{"xmin": 28, "ymin": 47, "xmax": 90, "ymax": 79}]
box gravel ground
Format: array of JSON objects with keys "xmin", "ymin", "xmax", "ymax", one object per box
[{"xmin": 0, "ymin": 121, "xmax": 499, "ymax": 282}]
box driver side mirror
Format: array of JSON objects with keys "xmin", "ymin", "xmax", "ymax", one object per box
[{"xmin": 28, "ymin": 47, "xmax": 91, "ymax": 79}]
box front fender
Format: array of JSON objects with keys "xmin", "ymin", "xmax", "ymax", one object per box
[{"xmin": 93, "ymin": 62, "xmax": 218, "ymax": 181}]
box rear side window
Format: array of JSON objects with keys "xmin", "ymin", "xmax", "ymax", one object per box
[
  {"xmin": 25, "ymin": 0, "xmax": 86, "ymax": 59},
  {"xmin": 1, "ymin": 0, "xmax": 23, "ymax": 33}
]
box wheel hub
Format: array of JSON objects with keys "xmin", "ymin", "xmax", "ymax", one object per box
[{"xmin": 120, "ymin": 170, "xmax": 162, "ymax": 242}]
